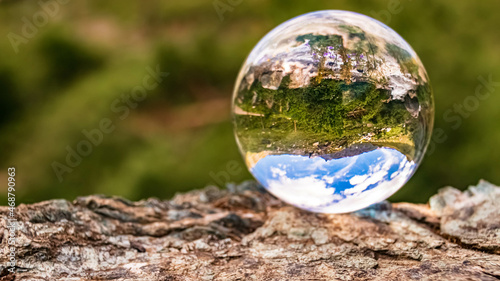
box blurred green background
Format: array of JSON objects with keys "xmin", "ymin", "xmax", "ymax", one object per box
[{"xmin": 1, "ymin": 0, "xmax": 499, "ymax": 204}]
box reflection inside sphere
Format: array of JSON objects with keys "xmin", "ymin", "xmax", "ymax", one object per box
[
  {"xmin": 232, "ymin": 10, "xmax": 434, "ymax": 213},
  {"xmin": 251, "ymin": 147, "xmax": 415, "ymax": 213}
]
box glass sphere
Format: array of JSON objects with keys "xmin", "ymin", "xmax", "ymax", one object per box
[{"xmin": 232, "ymin": 10, "xmax": 434, "ymax": 213}]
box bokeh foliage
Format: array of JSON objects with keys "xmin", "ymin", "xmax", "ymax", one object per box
[{"xmin": 1, "ymin": 0, "xmax": 499, "ymax": 204}]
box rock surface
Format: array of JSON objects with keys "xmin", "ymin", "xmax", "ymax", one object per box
[{"xmin": 0, "ymin": 180, "xmax": 499, "ymax": 280}]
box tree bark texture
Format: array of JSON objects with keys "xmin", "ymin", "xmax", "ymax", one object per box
[{"xmin": 0, "ymin": 180, "xmax": 499, "ymax": 280}]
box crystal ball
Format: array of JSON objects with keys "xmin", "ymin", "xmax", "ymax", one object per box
[{"xmin": 232, "ymin": 10, "xmax": 434, "ymax": 213}]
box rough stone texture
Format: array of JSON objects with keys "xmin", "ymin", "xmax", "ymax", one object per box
[{"xmin": 0, "ymin": 180, "xmax": 499, "ymax": 281}]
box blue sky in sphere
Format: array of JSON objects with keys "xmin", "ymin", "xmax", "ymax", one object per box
[{"xmin": 251, "ymin": 147, "xmax": 414, "ymax": 209}]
